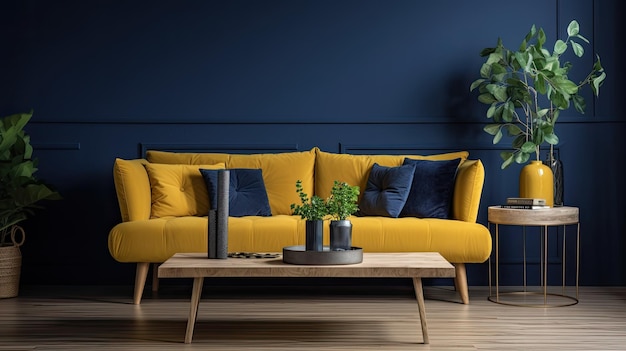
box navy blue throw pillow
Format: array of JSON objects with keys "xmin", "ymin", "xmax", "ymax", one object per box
[
  {"xmin": 200, "ymin": 168, "xmax": 272, "ymax": 217},
  {"xmin": 400, "ymin": 158, "xmax": 461, "ymax": 219},
  {"xmin": 358, "ymin": 163, "xmax": 416, "ymax": 218}
]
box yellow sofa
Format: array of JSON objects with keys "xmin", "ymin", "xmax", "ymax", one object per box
[{"xmin": 108, "ymin": 147, "xmax": 491, "ymax": 304}]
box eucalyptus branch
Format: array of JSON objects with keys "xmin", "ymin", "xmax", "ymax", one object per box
[{"xmin": 470, "ymin": 19, "xmax": 605, "ymax": 168}]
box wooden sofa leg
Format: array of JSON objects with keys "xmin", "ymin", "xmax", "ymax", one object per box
[
  {"xmin": 454, "ymin": 263, "xmax": 470, "ymax": 304},
  {"xmin": 134, "ymin": 262, "xmax": 150, "ymax": 305},
  {"xmin": 152, "ymin": 263, "xmax": 160, "ymax": 292}
]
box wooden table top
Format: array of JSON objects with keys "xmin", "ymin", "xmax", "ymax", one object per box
[
  {"xmin": 158, "ymin": 252, "xmax": 455, "ymax": 279},
  {"xmin": 488, "ymin": 206, "xmax": 579, "ymax": 226}
]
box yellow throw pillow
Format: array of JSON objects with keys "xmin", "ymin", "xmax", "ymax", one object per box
[
  {"xmin": 452, "ymin": 159, "xmax": 485, "ymax": 223},
  {"xmin": 144, "ymin": 163, "xmax": 225, "ymax": 218},
  {"xmin": 113, "ymin": 158, "xmax": 151, "ymax": 222}
]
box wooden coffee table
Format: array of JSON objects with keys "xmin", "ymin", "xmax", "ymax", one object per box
[{"xmin": 158, "ymin": 252, "xmax": 455, "ymax": 344}]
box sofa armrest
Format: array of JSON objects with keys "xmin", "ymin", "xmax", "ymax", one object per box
[
  {"xmin": 113, "ymin": 158, "xmax": 152, "ymax": 222},
  {"xmin": 452, "ymin": 159, "xmax": 485, "ymax": 223}
]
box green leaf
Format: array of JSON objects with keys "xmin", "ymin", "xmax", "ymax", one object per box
[
  {"xmin": 575, "ymin": 33, "xmax": 589, "ymax": 44},
  {"xmin": 521, "ymin": 141, "xmax": 537, "ymax": 154},
  {"xmin": 554, "ymin": 40, "xmax": 567, "ymax": 55},
  {"xmin": 505, "ymin": 124, "xmax": 522, "ymax": 136},
  {"xmin": 490, "ymin": 62, "xmax": 507, "ymax": 75},
  {"xmin": 493, "ymin": 104, "xmax": 504, "ymax": 121},
  {"xmin": 572, "ymin": 94, "xmax": 586, "ymax": 113},
  {"xmin": 519, "ymin": 39, "xmax": 527, "ymax": 52},
  {"xmin": 479, "ymin": 63, "xmax": 491, "ymax": 79},
  {"xmin": 513, "ymin": 52, "xmax": 527, "ymax": 69},
  {"xmin": 500, "ymin": 153, "xmax": 514, "ymax": 169},
  {"xmin": 486, "ymin": 52, "xmax": 503, "ymax": 65},
  {"xmin": 469, "ymin": 79, "xmax": 485, "ymax": 92},
  {"xmin": 486, "ymin": 84, "xmax": 508, "ymax": 102},
  {"xmin": 537, "ymin": 28, "xmax": 546, "ymax": 47},
  {"xmin": 593, "ymin": 55, "xmax": 604, "ymax": 71},
  {"xmin": 536, "ymin": 108, "xmax": 549, "ymax": 118},
  {"xmin": 492, "ymin": 129, "xmax": 503, "ymax": 144},
  {"xmin": 479, "ymin": 47, "xmax": 496, "ymax": 57},
  {"xmin": 524, "ymin": 25, "xmax": 536, "ymax": 43},
  {"xmin": 567, "ymin": 20, "xmax": 580, "ymax": 36},
  {"xmin": 478, "ymin": 93, "xmax": 497, "ymax": 104},
  {"xmin": 571, "ymin": 41, "xmax": 584, "ymax": 57},
  {"xmin": 534, "ymin": 74, "xmax": 547, "ymax": 95},
  {"xmin": 544, "ymin": 133, "xmax": 559, "ymax": 145},
  {"xmin": 515, "ymin": 151, "xmax": 531, "ymax": 164},
  {"xmin": 554, "ymin": 77, "xmax": 579, "ymax": 95},
  {"xmin": 502, "ymin": 102, "xmax": 515, "ymax": 122},
  {"xmin": 486, "ymin": 104, "xmax": 496, "ymax": 118},
  {"xmin": 483, "ymin": 124, "xmax": 501, "ymax": 135},
  {"xmin": 592, "ymin": 71, "xmax": 606, "ymax": 96}
]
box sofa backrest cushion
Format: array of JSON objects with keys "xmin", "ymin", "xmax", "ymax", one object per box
[
  {"xmin": 147, "ymin": 148, "xmax": 316, "ymax": 216},
  {"xmin": 200, "ymin": 168, "xmax": 272, "ymax": 217},
  {"xmin": 400, "ymin": 158, "xmax": 462, "ymax": 219},
  {"xmin": 358, "ymin": 163, "xmax": 416, "ymax": 218},
  {"xmin": 452, "ymin": 159, "xmax": 485, "ymax": 223},
  {"xmin": 144, "ymin": 163, "xmax": 225, "ymax": 218},
  {"xmin": 113, "ymin": 158, "xmax": 151, "ymax": 222},
  {"xmin": 314, "ymin": 149, "xmax": 469, "ymax": 201}
]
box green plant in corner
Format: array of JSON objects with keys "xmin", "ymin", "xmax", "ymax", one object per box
[
  {"xmin": 470, "ymin": 20, "xmax": 606, "ymax": 169},
  {"xmin": 0, "ymin": 111, "xmax": 62, "ymax": 246},
  {"xmin": 290, "ymin": 180, "xmax": 328, "ymax": 220},
  {"xmin": 326, "ymin": 180, "xmax": 359, "ymax": 220}
]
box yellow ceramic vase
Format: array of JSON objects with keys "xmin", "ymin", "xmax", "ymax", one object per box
[{"xmin": 519, "ymin": 160, "xmax": 554, "ymax": 207}]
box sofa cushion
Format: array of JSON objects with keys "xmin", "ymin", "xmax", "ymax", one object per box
[
  {"xmin": 400, "ymin": 158, "xmax": 462, "ymax": 219},
  {"xmin": 314, "ymin": 149, "xmax": 469, "ymax": 201},
  {"xmin": 347, "ymin": 216, "xmax": 492, "ymax": 263},
  {"xmin": 200, "ymin": 168, "xmax": 272, "ymax": 217},
  {"xmin": 108, "ymin": 215, "xmax": 492, "ymax": 264},
  {"xmin": 108, "ymin": 215, "xmax": 307, "ymax": 262},
  {"xmin": 113, "ymin": 158, "xmax": 152, "ymax": 222},
  {"xmin": 144, "ymin": 163, "xmax": 225, "ymax": 218},
  {"xmin": 452, "ymin": 159, "xmax": 485, "ymax": 223},
  {"xmin": 147, "ymin": 148, "xmax": 316, "ymax": 216},
  {"xmin": 358, "ymin": 163, "xmax": 416, "ymax": 218}
]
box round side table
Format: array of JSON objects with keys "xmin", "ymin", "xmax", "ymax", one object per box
[{"xmin": 487, "ymin": 206, "xmax": 580, "ymax": 307}]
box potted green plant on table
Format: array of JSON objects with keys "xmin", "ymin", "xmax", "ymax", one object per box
[
  {"xmin": 290, "ymin": 180, "xmax": 328, "ymax": 251},
  {"xmin": 326, "ymin": 180, "xmax": 359, "ymax": 251},
  {"xmin": 470, "ymin": 19, "xmax": 606, "ymax": 205},
  {"xmin": 0, "ymin": 111, "xmax": 61, "ymax": 298}
]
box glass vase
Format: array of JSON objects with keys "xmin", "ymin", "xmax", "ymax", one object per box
[{"xmin": 544, "ymin": 151, "xmax": 564, "ymax": 207}]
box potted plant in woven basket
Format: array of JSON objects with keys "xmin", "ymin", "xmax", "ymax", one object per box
[{"xmin": 0, "ymin": 111, "xmax": 61, "ymax": 298}]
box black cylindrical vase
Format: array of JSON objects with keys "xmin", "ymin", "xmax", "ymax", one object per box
[
  {"xmin": 305, "ymin": 220, "xmax": 323, "ymax": 251},
  {"xmin": 330, "ymin": 220, "xmax": 352, "ymax": 251}
]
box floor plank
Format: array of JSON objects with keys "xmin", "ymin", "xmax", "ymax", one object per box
[{"xmin": 0, "ymin": 284, "xmax": 625, "ymax": 350}]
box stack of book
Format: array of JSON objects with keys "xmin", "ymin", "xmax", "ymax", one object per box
[{"xmin": 500, "ymin": 197, "xmax": 550, "ymax": 209}]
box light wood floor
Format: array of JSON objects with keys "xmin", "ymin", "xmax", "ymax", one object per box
[{"xmin": 1, "ymin": 283, "xmax": 625, "ymax": 350}]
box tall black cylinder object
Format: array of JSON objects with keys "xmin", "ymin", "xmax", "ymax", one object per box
[
  {"xmin": 216, "ymin": 170, "xmax": 230, "ymax": 258},
  {"xmin": 305, "ymin": 220, "xmax": 323, "ymax": 251}
]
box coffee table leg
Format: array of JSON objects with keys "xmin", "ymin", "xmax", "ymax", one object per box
[
  {"xmin": 412, "ymin": 277, "xmax": 429, "ymax": 344},
  {"xmin": 185, "ymin": 277, "xmax": 204, "ymax": 344}
]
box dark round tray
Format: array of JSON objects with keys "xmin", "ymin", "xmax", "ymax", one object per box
[{"xmin": 282, "ymin": 245, "xmax": 363, "ymax": 265}]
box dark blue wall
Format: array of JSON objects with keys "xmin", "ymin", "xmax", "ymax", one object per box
[{"xmin": 1, "ymin": 0, "xmax": 624, "ymax": 287}]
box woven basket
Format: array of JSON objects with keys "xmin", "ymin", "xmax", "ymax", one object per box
[{"xmin": 0, "ymin": 226, "xmax": 25, "ymax": 299}]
